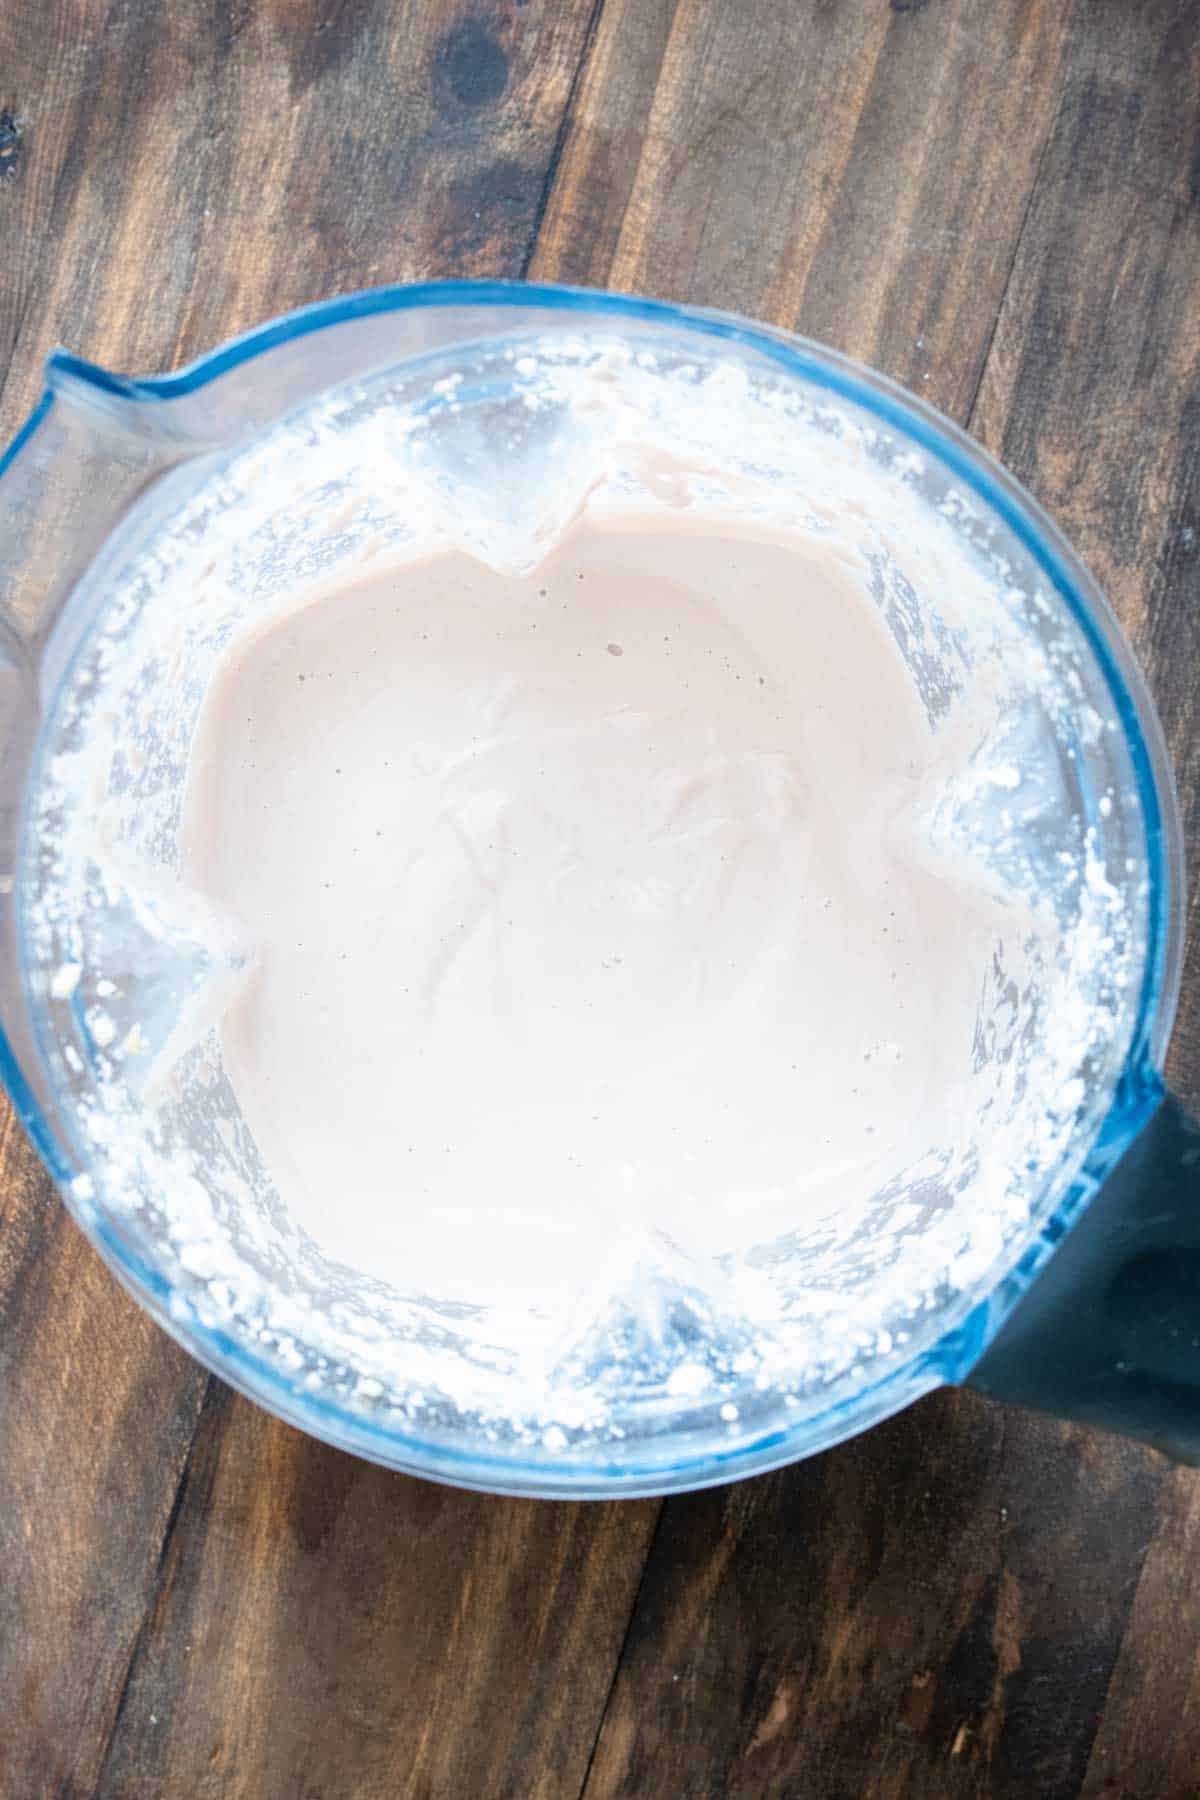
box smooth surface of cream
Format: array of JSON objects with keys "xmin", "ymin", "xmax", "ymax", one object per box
[{"xmin": 182, "ymin": 516, "xmax": 1008, "ymax": 1300}]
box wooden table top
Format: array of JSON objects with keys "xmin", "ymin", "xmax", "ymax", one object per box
[{"xmin": 2, "ymin": 3, "xmax": 1199, "ymax": 1795}]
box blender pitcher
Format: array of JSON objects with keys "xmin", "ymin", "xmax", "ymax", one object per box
[{"xmin": 0, "ymin": 281, "xmax": 1195, "ymax": 1499}]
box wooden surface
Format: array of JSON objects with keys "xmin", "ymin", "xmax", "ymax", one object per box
[{"xmin": 2, "ymin": 2, "xmax": 1199, "ymax": 1795}]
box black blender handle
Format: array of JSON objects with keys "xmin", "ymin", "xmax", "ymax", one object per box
[{"xmin": 966, "ymin": 1094, "xmax": 1200, "ymax": 1461}]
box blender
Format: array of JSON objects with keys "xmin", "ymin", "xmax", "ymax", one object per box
[{"xmin": 0, "ymin": 282, "xmax": 1194, "ymax": 1496}]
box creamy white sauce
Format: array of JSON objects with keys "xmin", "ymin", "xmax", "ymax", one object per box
[{"xmin": 182, "ymin": 514, "xmax": 1008, "ymax": 1303}]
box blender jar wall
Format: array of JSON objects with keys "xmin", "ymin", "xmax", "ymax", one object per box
[{"xmin": 0, "ymin": 283, "xmax": 1188, "ymax": 1494}]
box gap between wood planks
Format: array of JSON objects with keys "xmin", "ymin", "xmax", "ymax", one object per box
[
  {"xmin": 92, "ymin": 1376, "xmax": 220, "ymax": 1794},
  {"xmin": 962, "ymin": 10, "xmax": 1074, "ymax": 436},
  {"xmin": 575, "ymin": 1497, "xmax": 667, "ymax": 1797},
  {"xmin": 520, "ymin": 0, "xmax": 611, "ymax": 280}
]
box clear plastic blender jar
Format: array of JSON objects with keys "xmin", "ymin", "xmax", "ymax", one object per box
[{"xmin": 0, "ymin": 283, "xmax": 1194, "ymax": 1496}]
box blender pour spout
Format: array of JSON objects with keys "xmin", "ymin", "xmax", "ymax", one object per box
[
  {"xmin": 0, "ymin": 351, "xmax": 220, "ymax": 648},
  {"xmin": 45, "ymin": 352, "xmax": 227, "ymax": 450}
]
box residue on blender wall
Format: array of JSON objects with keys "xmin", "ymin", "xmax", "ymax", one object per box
[{"xmin": 23, "ymin": 335, "xmax": 1147, "ymax": 1460}]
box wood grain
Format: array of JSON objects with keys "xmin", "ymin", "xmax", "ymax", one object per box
[
  {"xmin": 1, "ymin": 0, "xmax": 1199, "ymax": 1796},
  {"xmin": 970, "ymin": 0, "xmax": 1200, "ymax": 1112},
  {"xmin": 0, "ymin": 3, "xmax": 653, "ymax": 1795},
  {"xmin": 535, "ymin": 2, "xmax": 1200, "ymax": 1796},
  {"xmin": 1081, "ymin": 1461, "xmax": 1200, "ymax": 1800},
  {"xmin": 585, "ymin": 1397, "xmax": 1161, "ymax": 1799},
  {"xmin": 532, "ymin": 0, "xmax": 1076, "ymax": 418},
  {"xmin": 93, "ymin": 1388, "xmax": 656, "ymax": 1799}
]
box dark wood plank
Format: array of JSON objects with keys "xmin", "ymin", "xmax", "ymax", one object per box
[
  {"xmin": 970, "ymin": 0, "xmax": 1200, "ymax": 1114},
  {"xmin": 0, "ymin": 1095, "xmax": 209, "ymax": 1798},
  {"xmin": 584, "ymin": 1396, "xmax": 1160, "ymax": 1800},
  {"xmin": 0, "ymin": 3, "xmax": 656, "ymax": 1795},
  {"xmin": 974, "ymin": 9, "xmax": 1200, "ymax": 1796},
  {"xmin": 0, "ymin": 19, "xmax": 221, "ymax": 1791},
  {"xmin": 531, "ymin": 0, "xmax": 1075, "ymax": 419},
  {"xmin": 1, "ymin": 0, "xmax": 605, "ymax": 423},
  {"xmin": 1080, "ymin": 1462, "xmax": 1200, "ymax": 1800},
  {"xmin": 525, "ymin": 2, "xmax": 1200, "ymax": 1795},
  {"xmin": 94, "ymin": 1388, "xmax": 656, "ymax": 1800}
]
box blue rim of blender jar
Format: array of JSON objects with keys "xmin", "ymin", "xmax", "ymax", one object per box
[{"xmin": 0, "ymin": 280, "xmax": 1183, "ymax": 1497}]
